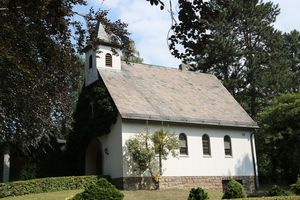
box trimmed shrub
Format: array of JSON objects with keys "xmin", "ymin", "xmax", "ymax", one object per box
[
  {"xmin": 187, "ymin": 187, "xmax": 209, "ymax": 200},
  {"xmin": 72, "ymin": 179, "xmax": 124, "ymax": 200},
  {"xmin": 291, "ymin": 177, "xmax": 300, "ymax": 195},
  {"xmin": 0, "ymin": 175, "xmax": 105, "ymax": 198},
  {"xmin": 266, "ymin": 185, "xmax": 288, "ymax": 196},
  {"xmin": 222, "ymin": 179, "xmax": 246, "ymax": 199}
]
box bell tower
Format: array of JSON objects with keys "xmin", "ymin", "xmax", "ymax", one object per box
[{"xmin": 84, "ymin": 21, "xmax": 121, "ymax": 86}]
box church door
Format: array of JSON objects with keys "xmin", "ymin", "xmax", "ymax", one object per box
[{"xmin": 85, "ymin": 138, "xmax": 103, "ymax": 175}]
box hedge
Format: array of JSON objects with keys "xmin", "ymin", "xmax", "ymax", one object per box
[{"xmin": 0, "ymin": 175, "xmax": 108, "ymax": 198}]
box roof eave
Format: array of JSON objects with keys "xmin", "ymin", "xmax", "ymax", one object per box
[
  {"xmin": 81, "ymin": 40, "xmax": 122, "ymax": 53},
  {"xmin": 121, "ymin": 113, "xmax": 259, "ymax": 129}
]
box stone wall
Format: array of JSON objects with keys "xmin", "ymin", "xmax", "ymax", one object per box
[
  {"xmin": 112, "ymin": 176, "xmax": 256, "ymax": 193},
  {"xmin": 112, "ymin": 177, "xmax": 154, "ymax": 190}
]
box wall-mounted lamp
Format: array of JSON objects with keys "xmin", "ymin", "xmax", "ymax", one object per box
[{"xmin": 104, "ymin": 148, "xmax": 109, "ymax": 155}]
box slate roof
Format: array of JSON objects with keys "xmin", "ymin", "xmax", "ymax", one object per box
[{"xmin": 99, "ymin": 62, "xmax": 258, "ymax": 128}]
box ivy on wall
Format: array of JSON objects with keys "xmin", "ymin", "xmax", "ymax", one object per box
[{"xmin": 66, "ymin": 78, "xmax": 118, "ymax": 174}]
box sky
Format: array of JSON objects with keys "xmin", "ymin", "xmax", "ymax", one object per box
[{"xmin": 76, "ymin": 0, "xmax": 300, "ymax": 68}]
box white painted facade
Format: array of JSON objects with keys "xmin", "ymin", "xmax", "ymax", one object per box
[
  {"xmin": 121, "ymin": 120, "xmax": 256, "ymax": 178},
  {"xmin": 98, "ymin": 115, "xmax": 123, "ymax": 178},
  {"xmin": 93, "ymin": 116, "xmax": 257, "ymax": 179}
]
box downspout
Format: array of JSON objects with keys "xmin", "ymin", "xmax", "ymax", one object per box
[{"xmin": 250, "ymin": 133, "xmax": 258, "ymax": 191}]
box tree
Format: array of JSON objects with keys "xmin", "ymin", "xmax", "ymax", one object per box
[
  {"xmin": 257, "ymin": 91, "xmax": 300, "ymax": 183},
  {"xmin": 283, "ymin": 30, "xmax": 300, "ymax": 92},
  {"xmin": 0, "ymin": 0, "xmax": 133, "ymax": 154},
  {"xmin": 126, "ymin": 126, "xmax": 179, "ymax": 189},
  {"xmin": 121, "ymin": 41, "xmax": 144, "ymax": 63},
  {"xmin": 152, "ymin": 127, "xmax": 179, "ymax": 175},
  {"xmin": 145, "ymin": 0, "xmax": 165, "ymax": 10},
  {"xmin": 0, "ymin": 0, "xmax": 83, "ymax": 153},
  {"xmin": 168, "ymin": 0, "xmax": 296, "ymax": 117}
]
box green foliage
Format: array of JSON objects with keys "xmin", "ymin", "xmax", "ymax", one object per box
[
  {"xmin": 0, "ymin": 0, "xmax": 134, "ymax": 154},
  {"xmin": 222, "ymin": 179, "xmax": 246, "ymax": 199},
  {"xmin": 291, "ymin": 177, "xmax": 300, "ymax": 195},
  {"xmin": 72, "ymin": 179, "xmax": 123, "ymax": 200},
  {"xmin": 283, "ymin": 30, "xmax": 300, "ymax": 91},
  {"xmin": 67, "ymin": 80, "xmax": 118, "ymax": 174},
  {"xmin": 257, "ymin": 91, "xmax": 300, "ymax": 182},
  {"xmin": 152, "ymin": 127, "xmax": 179, "ymax": 174},
  {"xmin": 126, "ymin": 126, "xmax": 179, "ymax": 189},
  {"xmin": 122, "ymin": 41, "xmax": 144, "ymax": 63},
  {"xmin": 20, "ymin": 162, "xmax": 39, "ymax": 180},
  {"xmin": 256, "ymin": 153, "xmax": 273, "ymax": 184},
  {"xmin": 0, "ymin": 175, "xmax": 103, "ymax": 198},
  {"xmin": 168, "ymin": 0, "xmax": 299, "ymax": 117},
  {"xmin": 18, "ymin": 138, "xmax": 70, "ymax": 179},
  {"xmin": 126, "ymin": 134, "xmax": 155, "ymax": 173},
  {"xmin": 266, "ymin": 185, "xmax": 288, "ymax": 196},
  {"xmin": 187, "ymin": 187, "xmax": 209, "ymax": 200},
  {"xmin": 0, "ymin": 0, "xmax": 84, "ymax": 152}
]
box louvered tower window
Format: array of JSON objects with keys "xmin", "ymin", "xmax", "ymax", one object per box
[{"xmin": 105, "ymin": 53, "xmax": 112, "ymax": 67}]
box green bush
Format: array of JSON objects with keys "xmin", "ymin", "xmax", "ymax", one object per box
[
  {"xmin": 73, "ymin": 179, "xmax": 124, "ymax": 200},
  {"xmin": 266, "ymin": 185, "xmax": 288, "ymax": 196},
  {"xmin": 291, "ymin": 177, "xmax": 300, "ymax": 195},
  {"xmin": 0, "ymin": 175, "xmax": 106, "ymax": 198},
  {"xmin": 19, "ymin": 162, "xmax": 38, "ymax": 180},
  {"xmin": 222, "ymin": 179, "xmax": 246, "ymax": 199},
  {"xmin": 187, "ymin": 187, "xmax": 209, "ymax": 200}
]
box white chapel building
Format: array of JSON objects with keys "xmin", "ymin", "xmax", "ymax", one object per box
[{"xmin": 83, "ymin": 22, "xmax": 259, "ymax": 192}]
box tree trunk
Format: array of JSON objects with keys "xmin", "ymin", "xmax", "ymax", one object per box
[{"xmin": 159, "ymin": 154, "xmax": 162, "ymax": 175}]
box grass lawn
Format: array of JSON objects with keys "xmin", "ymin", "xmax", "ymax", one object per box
[
  {"xmin": 242, "ymin": 197, "xmax": 300, "ymax": 200},
  {"xmin": 0, "ymin": 189, "xmax": 83, "ymax": 200},
  {"xmin": 1, "ymin": 189, "xmax": 299, "ymax": 200},
  {"xmin": 123, "ymin": 189, "xmax": 222, "ymax": 200},
  {"xmin": 0, "ymin": 189, "xmax": 221, "ymax": 200}
]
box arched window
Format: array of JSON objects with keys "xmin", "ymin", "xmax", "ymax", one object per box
[
  {"xmin": 89, "ymin": 55, "xmax": 93, "ymax": 69},
  {"xmin": 224, "ymin": 135, "xmax": 232, "ymax": 156},
  {"xmin": 105, "ymin": 53, "xmax": 112, "ymax": 67},
  {"xmin": 179, "ymin": 133, "xmax": 188, "ymax": 155},
  {"xmin": 202, "ymin": 134, "xmax": 211, "ymax": 156}
]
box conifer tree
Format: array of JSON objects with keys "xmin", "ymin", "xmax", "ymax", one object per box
[{"xmin": 169, "ymin": 0, "xmax": 295, "ymax": 117}]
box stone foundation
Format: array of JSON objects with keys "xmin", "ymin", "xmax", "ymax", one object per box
[{"xmin": 112, "ymin": 176, "xmax": 256, "ymax": 193}]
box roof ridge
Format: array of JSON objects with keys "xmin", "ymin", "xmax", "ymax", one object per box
[{"xmin": 121, "ymin": 61, "xmax": 215, "ymax": 77}]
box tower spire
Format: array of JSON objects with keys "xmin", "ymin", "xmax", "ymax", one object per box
[
  {"xmin": 96, "ymin": 21, "xmax": 112, "ymax": 44},
  {"xmin": 84, "ymin": 20, "xmax": 122, "ymax": 86}
]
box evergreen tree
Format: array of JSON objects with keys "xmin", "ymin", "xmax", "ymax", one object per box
[
  {"xmin": 169, "ymin": 0, "xmax": 295, "ymax": 117},
  {"xmin": 283, "ymin": 30, "xmax": 300, "ymax": 92},
  {"xmin": 257, "ymin": 91, "xmax": 300, "ymax": 183}
]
